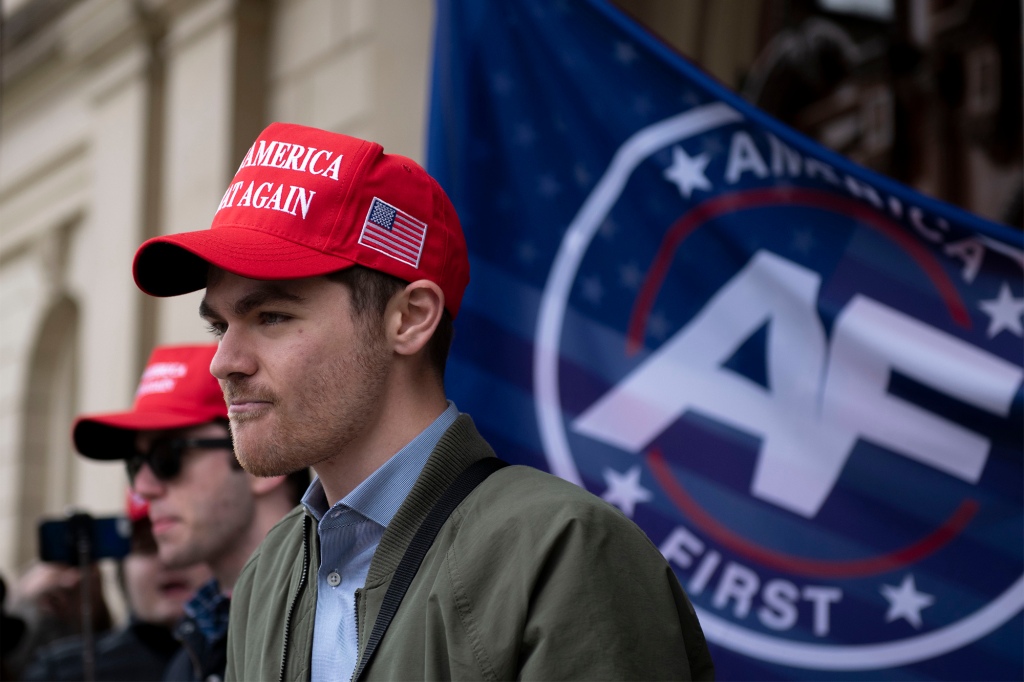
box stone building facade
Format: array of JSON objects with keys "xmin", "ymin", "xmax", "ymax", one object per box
[{"xmin": 0, "ymin": 0, "xmax": 435, "ymax": 579}]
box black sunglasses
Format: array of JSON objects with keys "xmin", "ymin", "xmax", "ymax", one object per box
[{"xmin": 126, "ymin": 437, "xmax": 233, "ymax": 484}]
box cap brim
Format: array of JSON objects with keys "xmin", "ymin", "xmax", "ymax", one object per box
[
  {"xmin": 134, "ymin": 227, "xmax": 359, "ymax": 297},
  {"xmin": 73, "ymin": 410, "xmax": 223, "ymax": 461}
]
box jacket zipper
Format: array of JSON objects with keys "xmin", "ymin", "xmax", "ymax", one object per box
[
  {"xmin": 348, "ymin": 590, "xmax": 362, "ymax": 682},
  {"xmin": 185, "ymin": 640, "xmax": 204, "ymax": 680},
  {"xmin": 279, "ymin": 515, "xmax": 311, "ymax": 682},
  {"xmin": 177, "ymin": 620, "xmax": 204, "ymax": 679}
]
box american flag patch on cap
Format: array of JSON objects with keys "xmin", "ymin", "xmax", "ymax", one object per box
[{"xmin": 358, "ymin": 197, "xmax": 428, "ymax": 268}]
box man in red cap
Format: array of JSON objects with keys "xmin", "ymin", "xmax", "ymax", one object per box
[
  {"xmin": 73, "ymin": 343, "xmax": 309, "ymax": 681},
  {"xmin": 132, "ymin": 124, "xmax": 713, "ymax": 681}
]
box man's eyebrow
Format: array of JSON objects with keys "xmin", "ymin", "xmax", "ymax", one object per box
[
  {"xmin": 198, "ymin": 299, "xmax": 219, "ymax": 320},
  {"xmin": 199, "ymin": 285, "xmax": 307, "ymax": 319}
]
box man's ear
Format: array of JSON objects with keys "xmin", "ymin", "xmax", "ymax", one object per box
[
  {"xmin": 249, "ymin": 474, "xmax": 287, "ymax": 497},
  {"xmin": 389, "ymin": 280, "xmax": 445, "ymax": 357}
]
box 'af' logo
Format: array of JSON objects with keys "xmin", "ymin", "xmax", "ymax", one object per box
[
  {"xmin": 574, "ymin": 250, "xmax": 1019, "ymax": 518},
  {"xmin": 535, "ymin": 105, "xmax": 1024, "ymax": 670}
]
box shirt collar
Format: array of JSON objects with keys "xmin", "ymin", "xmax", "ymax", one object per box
[
  {"xmin": 302, "ymin": 401, "xmax": 459, "ymax": 527},
  {"xmin": 182, "ymin": 578, "xmax": 230, "ymax": 643}
]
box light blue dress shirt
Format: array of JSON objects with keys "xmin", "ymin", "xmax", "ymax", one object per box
[{"xmin": 303, "ymin": 402, "xmax": 459, "ymax": 682}]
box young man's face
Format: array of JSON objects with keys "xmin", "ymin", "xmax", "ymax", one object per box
[
  {"xmin": 132, "ymin": 422, "xmax": 254, "ymax": 570},
  {"xmin": 201, "ymin": 270, "xmax": 393, "ymax": 478}
]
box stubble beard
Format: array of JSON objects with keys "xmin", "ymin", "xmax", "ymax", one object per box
[
  {"xmin": 157, "ymin": 535, "xmax": 205, "ymax": 570},
  {"xmin": 227, "ymin": 327, "xmax": 391, "ymax": 477}
]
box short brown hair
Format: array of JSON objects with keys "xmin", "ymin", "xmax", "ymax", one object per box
[{"xmin": 327, "ymin": 266, "xmax": 454, "ymax": 380}]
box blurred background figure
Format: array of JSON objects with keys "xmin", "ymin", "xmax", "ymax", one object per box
[
  {"xmin": 20, "ymin": 492, "xmax": 210, "ymax": 682},
  {"xmin": 3, "ymin": 560, "xmax": 111, "ymax": 680}
]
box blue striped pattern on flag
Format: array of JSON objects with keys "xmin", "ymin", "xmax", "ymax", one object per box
[{"xmin": 358, "ymin": 197, "xmax": 428, "ymax": 268}]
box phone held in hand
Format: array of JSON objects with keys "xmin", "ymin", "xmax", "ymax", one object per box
[{"xmin": 38, "ymin": 513, "xmax": 132, "ymax": 564}]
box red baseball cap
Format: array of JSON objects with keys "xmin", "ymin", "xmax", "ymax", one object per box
[
  {"xmin": 133, "ymin": 122, "xmax": 470, "ymax": 317},
  {"xmin": 74, "ymin": 344, "xmax": 226, "ymax": 461}
]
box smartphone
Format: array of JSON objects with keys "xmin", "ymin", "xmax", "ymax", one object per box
[{"xmin": 38, "ymin": 513, "xmax": 132, "ymax": 564}]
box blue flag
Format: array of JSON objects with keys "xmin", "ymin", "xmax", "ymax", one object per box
[{"xmin": 427, "ymin": 1, "xmax": 1024, "ymax": 679}]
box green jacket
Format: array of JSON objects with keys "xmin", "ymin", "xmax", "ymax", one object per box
[{"xmin": 226, "ymin": 415, "xmax": 714, "ymax": 681}]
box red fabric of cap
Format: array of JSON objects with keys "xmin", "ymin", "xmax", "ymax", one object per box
[
  {"xmin": 133, "ymin": 123, "xmax": 470, "ymax": 317},
  {"xmin": 125, "ymin": 489, "xmax": 149, "ymax": 522},
  {"xmin": 73, "ymin": 344, "xmax": 226, "ymax": 461}
]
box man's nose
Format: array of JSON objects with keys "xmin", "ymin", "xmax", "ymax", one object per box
[
  {"xmin": 209, "ymin": 328, "xmax": 257, "ymax": 380},
  {"xmin": 131, "ymin": 463, "xmax": 166, "ymax": 499}
]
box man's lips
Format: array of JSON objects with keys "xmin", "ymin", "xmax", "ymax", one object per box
[
  {"xmin": 149, "ymin": 517, "xmax": 179, "ymax": 535},
  {"xmin": 159, "ymin": 580, "xmax": 195, "ymax": 599},
  {"xmin": 227, "ymin": 399, "xmax": 272, "ymax": 416}
]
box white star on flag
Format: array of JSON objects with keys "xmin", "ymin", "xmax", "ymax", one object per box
[
  {"xmin": 648, "ymin": 310, "xmax": 671, "ymax": 340},
  {"xmin": 663, "ymin": 145, "xmax": 712, "ymax": 199},
  {"xmin": 880, "ymin": 574, "xmax": 935, "ymax": 629},
  {"xmin": 537, "ymin": 174, "xmax": 561, "ymax": 198},
  {"xmin": 599, "ymin": 218, "xmax": 618, "ymax": 239},
  {"xmin": 792, "ymin": 228, "xmax": 814, "ymax": 254},
  {"xmin": 614, "ymin": 41, "xmax": 638, "ymax": 64},
  {"xmin": 620, "ymin": 262, "xmax": 643, "ymax": 290},
  {"xmin": 491, "ymin": 72, "xmax": 514, "ymax": 95},
  {"xmin": 979, "ymin": 282, "xmax": 1024, "ymax": 338},
  {"xmin": 581, "ymin": 275, "xmax": 604, "ymax": 304},
  {"xmin": 601, "ymin": 465, "xmax": 653, "ymax": 517},
  {"xmin": 517, "ymin": 241, "xmax": 537, "ymax": 264}
]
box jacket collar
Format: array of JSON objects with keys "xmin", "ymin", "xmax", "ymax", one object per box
[{"xmin": 365, "ymin": 414, "xmax": 496, "ymax": 585}]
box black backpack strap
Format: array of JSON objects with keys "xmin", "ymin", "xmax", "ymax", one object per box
[{"xmin": 353, "ymin": 457, "xmax": 509, "ymax": 681}]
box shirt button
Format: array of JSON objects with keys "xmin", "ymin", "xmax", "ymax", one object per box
[{"xmin": 327, "ymin": 570, "xmax": 342, "ymax": 587}]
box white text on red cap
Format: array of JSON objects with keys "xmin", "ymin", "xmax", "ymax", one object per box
[
  {"xmin": 136, "ymin": 362, "xmax": 188, "ymax": 398},
  {"xmin": 216, "ymin": 139, "xmax": 344, "ymax": 220}
]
